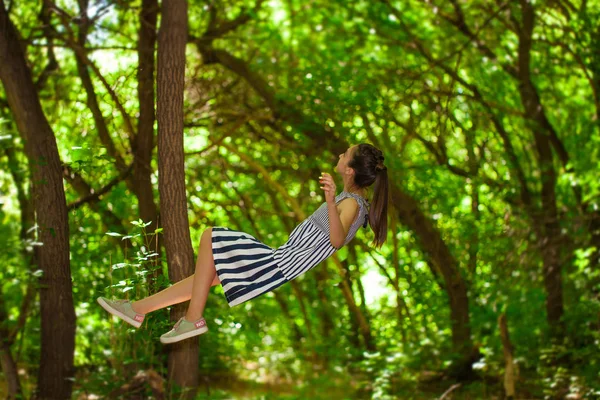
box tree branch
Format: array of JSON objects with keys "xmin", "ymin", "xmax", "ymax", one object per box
[{"xmin": 66, "ymin": 163, "xmax": 134, "ymax": 210}]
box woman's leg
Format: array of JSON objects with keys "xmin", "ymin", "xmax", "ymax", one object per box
[
  {"xmin": 131, "ymin": 228, "xmax": 219, "ymax": 314},
  {"xmin": 184, "ymin": 227, "xmax": 217, "ymax": 321}
]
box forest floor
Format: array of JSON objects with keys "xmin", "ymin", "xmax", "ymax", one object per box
[
  {"xmin": 0, "ymin": 367, "xmax": 579, "ymax": 399},
  {"xmin": 186, "ymin": 372, "xmax": 541, "ymax": 399}
]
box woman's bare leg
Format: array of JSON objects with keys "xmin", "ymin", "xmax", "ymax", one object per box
[
  {"xmin": 131, "ymin": 275, "xmax": 219, "ymax": 314},
  {"xmin": 131, "ymin": 229, "xmax": 219, "ymax": 314},
  {"xmin": 185, "ymin": 227, "xmax": 217, "ymax": 321}
]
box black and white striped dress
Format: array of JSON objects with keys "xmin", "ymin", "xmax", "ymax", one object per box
[{"xmin": 212, "ymin": 191, "xmax": 369, "ymax": 307}]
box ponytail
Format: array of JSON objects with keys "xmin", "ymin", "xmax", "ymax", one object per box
[{"xmin": 369, "ymin": 166, "xmax": 388, "ymax": 248}]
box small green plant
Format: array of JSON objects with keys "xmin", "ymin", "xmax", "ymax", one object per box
[
  {"xmin": 77, "ymin": 219, "xmax": 169, "ymax": 396},
  {"xmin": 104, "ymin": 219, "xmax": 165, "ymax": 301}
]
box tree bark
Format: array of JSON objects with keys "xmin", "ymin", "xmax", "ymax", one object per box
[
  {"xmin": 157, "ymin": 0, "xmax": 198, "ymax": 396},
  {"xmin": 135, "ymin": 0, "xmax": 162, "ymax": 293},
  {"xmin": 0, "ymin": 3, "xmax": 76, "ymax": 399}
]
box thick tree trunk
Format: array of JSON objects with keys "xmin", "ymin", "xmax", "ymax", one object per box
[
  {"xmin": 0, "ymin": 3, "xmax": 76, "ymax": 399},
  {"xmin": 135, "ymin": 0, "xmax": 162, "ymax": 293},
  {"xmin": 0, "ymin": 4, "xmax": 75, "ymax": 399},
  {"xmin": 156, "ymin": 0, "xmax": 198, "ymax": 396},
  {"xmin": 533, "ymin": 181, "xmax": 564, "ymax": 335}
]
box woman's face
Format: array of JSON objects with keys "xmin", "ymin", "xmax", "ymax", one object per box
[{"xmin": 336, "ymin": 145, "xmax": 356, "ymax": 175}]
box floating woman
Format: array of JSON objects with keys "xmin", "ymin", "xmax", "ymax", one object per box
[{"xmin": 98, "ymin": 143, "xmax": 388, "ymax": 344}]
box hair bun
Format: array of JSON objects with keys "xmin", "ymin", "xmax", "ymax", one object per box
[{"xmin": 376, "ymin": 153, "xmax": 385, "ymax": 171}]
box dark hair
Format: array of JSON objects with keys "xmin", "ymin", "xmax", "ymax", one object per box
[{"xmin": 348, "ymin": 143, "xmax": 389, "ymax": 248}]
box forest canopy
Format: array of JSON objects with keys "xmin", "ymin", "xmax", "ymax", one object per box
[{"xmin": 0, "ymin": 0, "xmax": 599, "ymax": 398}]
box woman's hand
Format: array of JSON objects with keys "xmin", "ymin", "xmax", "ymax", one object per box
[{"xmin": 319, "ymin": 172, "xmax": 337, "ymax": 204}]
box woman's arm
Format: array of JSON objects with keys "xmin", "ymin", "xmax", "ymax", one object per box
[
  {"xmin": 327, "ymin": 199, "xmax": 359, "ymax": 249},
  {"xmin": 319, "ymin": 172, "xmax": 359, "ymax": 249}
]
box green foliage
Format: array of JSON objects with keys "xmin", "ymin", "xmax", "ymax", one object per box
[{"xmin": 1, "ymin": 0, "xmax": 599, "ymax": 398}]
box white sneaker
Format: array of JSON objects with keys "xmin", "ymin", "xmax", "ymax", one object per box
[
  {"xmin": 97, "ymin": 297, "xmax": 145, "ymax": 328},
  {"xmin": 160, "ymin": 317, "xmax": 208, "ymax": 344}
]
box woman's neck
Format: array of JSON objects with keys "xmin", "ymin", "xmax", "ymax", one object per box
[{"xmin": 342, "ymin": 179, "xmax": 366, "ymax": 198}]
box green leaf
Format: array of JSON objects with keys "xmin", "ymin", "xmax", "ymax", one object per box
[{"xmin": 105, "ymin": 232, "xmax": 123, "ymax": 237}]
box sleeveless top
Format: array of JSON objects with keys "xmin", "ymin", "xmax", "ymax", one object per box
[{"xmin": 273, "ymin": 191, "xmax": 370, "ymax": 281}]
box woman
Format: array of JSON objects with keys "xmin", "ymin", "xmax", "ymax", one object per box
[{"xmin": 98, "ymin": 143, "xmax": 388, "ymax": 344}]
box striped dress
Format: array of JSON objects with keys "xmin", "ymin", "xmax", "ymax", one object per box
[{"xmin": 211, "ymin": 191, "xmax": 370, "ymax": 307}]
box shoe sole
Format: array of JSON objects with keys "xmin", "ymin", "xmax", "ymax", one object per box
[
  {"xmin": 160, "ymin": 326, "xmax": 208, "ymax": 344},
  {"xmin": 97, "ymin": 297, "xmax": 142, "ymax": 328}
]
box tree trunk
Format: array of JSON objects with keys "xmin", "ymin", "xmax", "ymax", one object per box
[
  {"xmin": 135, "ymin": 0, "xmax": 162, "ymax": 293},
  {"xmin": 515, "ymin": 1, "xmax": 565, "ymax": 334},
  {"xmin": 0, "ymin": 341, "xmax": 21, "ymax": 399},
  {"xmin": 0, "ymin": 3, "xmax": 76, "ymax": 399},
  {"xmin": 157, "ymin": 0, "xmax": 198, "ymax": 396}
]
